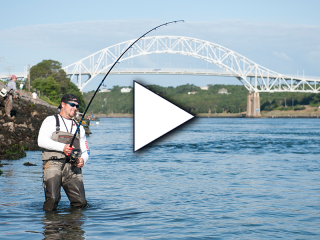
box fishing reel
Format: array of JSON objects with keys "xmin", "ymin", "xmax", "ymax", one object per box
[{"xmin": 69, "ymin": 149, "xmax": 81, "ymax": 163}]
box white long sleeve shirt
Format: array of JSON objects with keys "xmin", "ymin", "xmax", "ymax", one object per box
[{"xmin": 38, "ymin": 115, "xmax": 90, "ymax": 164}]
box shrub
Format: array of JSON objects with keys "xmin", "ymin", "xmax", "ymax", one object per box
[{"xmin": 294, "ymin": 105, "xmax": 306, "ymax": 111}]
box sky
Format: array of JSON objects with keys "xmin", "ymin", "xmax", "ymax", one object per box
[{"xmin": 1, "ymin": 0, "xmax": 320, "ymax": 92}]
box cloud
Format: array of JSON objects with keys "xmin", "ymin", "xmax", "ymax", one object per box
[
  {"xmin": 272, "ymin": 52, "xmax": 292, "ymax": 61},
  {"xmin": 1, "ymin": 19, "xmax": 320, "ymax": 77}
]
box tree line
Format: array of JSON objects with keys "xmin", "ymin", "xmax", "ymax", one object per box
[{"xmin": 83, "ymin": 84, "xmax": 320, "ymax": 115}]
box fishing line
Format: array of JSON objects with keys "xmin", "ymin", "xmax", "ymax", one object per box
[
  {"xmin": 68, "ymin": 20, "xmax": 185, "ymax": 151},
  {"xmin": 184, "ymin": 21, "xmax": 224, "ymax": 47}
]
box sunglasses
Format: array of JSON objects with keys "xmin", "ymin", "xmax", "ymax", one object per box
[{"xmin": 66, "ymin": 102, "xmax": 79, "ymax": 109}]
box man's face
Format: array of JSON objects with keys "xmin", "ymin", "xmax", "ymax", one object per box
[
  {"xmin": 12, "ymin": 78, "xmax": 17, "ymax": 82},
  {"xmin": 61, "ymin": 100, "xmax": 79, "ymax": 119}
]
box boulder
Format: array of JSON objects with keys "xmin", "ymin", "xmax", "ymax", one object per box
[
  {"xmin": 28, "ymin": 124, "xmax": 35, "ymax": 131},
  {"xmin": 31, "ymin": 111, "xmax": 38, "ymax": 117},
  {"xmin": 3, "ymin": 122, "xmax": 15, "ymax": 132}
]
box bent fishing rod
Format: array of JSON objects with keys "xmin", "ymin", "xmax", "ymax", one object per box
[{"xmin": 68, "ymin": 20, "xmax": 184, "ymax": 158}]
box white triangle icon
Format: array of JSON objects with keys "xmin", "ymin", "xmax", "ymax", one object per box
[{"xmin": 134, "ymin": 81, "xmax": 194, "ymax": 152}]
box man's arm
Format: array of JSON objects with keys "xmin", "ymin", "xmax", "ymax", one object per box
[
  {"xmin": 38, "ymin": 116, "xmax": 65, "ymax": 152},
  {"xmin": 78, "ymin": 125, "xmax": 90, "ymax": 167}
]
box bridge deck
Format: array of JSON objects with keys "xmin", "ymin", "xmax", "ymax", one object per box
[{"xmin": 65, "ymin": 69, "xmax": 320, "ymax": 81}]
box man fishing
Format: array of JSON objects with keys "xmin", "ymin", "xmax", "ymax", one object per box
[
  {"xmin": 4, "ymin": 75, "xmax": 21, "ymax": 118},
  {"xmin": 38, "ymin": 94, "xmax": 90, "ymax": 211}
]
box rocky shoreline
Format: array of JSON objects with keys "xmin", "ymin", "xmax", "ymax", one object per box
[{"xmin": 0, "ymin": 82, "xmax": 58, "ymax": 173}]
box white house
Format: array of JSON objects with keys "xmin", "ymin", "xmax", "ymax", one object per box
[
  {"xmin": 200, "ymin": 86, "xmax": 208, "ymax": 90},
  {"xmin": 121, "ymin": 87, "xmax": 132, "ymax": 93},
  {"xmin": 100, "ymin": 88, "xmax": 111, "ymax": 92},
  {"xmin": 188, "ymin": 91, "xmax": 198, "ymax": 95},
  {"xmin": 218, "ymin": 88, "xmax": 231, "ymax": 94}
]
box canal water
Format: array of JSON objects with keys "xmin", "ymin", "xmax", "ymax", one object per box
[{"xmin": 0, "ymin": 118, "xmax": 319, "ymax": 239}]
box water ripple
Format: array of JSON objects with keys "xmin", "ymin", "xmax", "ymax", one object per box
[{"xmin": 0, "ymin": 118, "xmax": 320, "ymax": 239}]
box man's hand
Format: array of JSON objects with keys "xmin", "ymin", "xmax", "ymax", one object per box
[
  {"xmin": 63, "ymin": 144, "xmax": 74, "ymax": 156},
  {"xmin": 76, "ymin": 158, "xmax": 84, "ymax": 168}
]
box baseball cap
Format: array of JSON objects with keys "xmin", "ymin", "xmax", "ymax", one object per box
[
  {"xmin": 11, "ymin": 75, "xmax": 17, "ymax": 79},
  {"xmin": 58, "ymin": 94, "xmax": 79, "ymax": 109}
]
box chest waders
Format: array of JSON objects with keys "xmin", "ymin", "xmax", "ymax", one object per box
[
  {"xmin": 42, "ymin": 114, "xmax": 80, "ymax": 161},
  {"xmin": 42, "ymin": 114, "xmax": 87, "ymax": 211}
]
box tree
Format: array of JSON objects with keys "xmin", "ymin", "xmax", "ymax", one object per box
[
  {"xmin": 33, "ymin": 77, "xmax": 60, "ymax": 102},
  {"xmin": 30, "ymin": 60, "xmax": 85, "ymax": 112},
  {"xmin": 30, "ymin": 60, "xmax": 62, "ymax": 81}
]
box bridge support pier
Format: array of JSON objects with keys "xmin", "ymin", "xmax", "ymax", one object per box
[{"xmin": 246, "ymin": 92, "xmax": 261, "ymax": 118}]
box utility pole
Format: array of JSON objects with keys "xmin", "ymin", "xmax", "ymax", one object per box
[
  {"xmin": 239, "ymin": 108, "xmax": 240, "ymax": 114},
  {"xmin": 5, "ymin": 66, "xmax": 14, "ymax": 79},
  {"xmin": 292, "ymin": 98, "xmax": 294, "ymax": 107},
  {"xmin": 28, "ymin": 64, "xmax": 30, "ymax": 92}
]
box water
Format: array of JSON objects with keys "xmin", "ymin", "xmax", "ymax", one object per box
[{"xmin": 0, "ymin": 118, "xmax": 320, "ymax": 239}]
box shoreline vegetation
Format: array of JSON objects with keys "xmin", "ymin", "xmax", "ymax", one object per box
[{"xmin": 84, "ymin": 83, "xmax": 320, "ymax": 118}]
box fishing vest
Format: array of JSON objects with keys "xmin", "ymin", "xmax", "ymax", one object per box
[{"xmin": 42, "ymin": 114, "xmax": 81, "ymax": 161}]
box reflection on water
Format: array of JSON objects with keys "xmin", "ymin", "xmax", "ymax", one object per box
[{"xmin": 42, "ymin": 209, "xmax": 85, "ymax": 240}]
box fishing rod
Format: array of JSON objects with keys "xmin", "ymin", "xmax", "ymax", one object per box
[{"xmin": 68, "ymin": 20, "xmax": 185, "ymax": 160}]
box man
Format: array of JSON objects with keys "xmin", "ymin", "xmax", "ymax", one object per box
[
  {"xmin": 38, "ymin": 94, "xmax": 90, "ymax": 211},
  {"xmin": 4, "ymin": 75, "xmax": 22, "ymax": 117}
]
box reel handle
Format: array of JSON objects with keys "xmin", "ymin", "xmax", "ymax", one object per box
[{"xmin": 69, "ymin": 149, "xmax": 81, "ymax": 163}]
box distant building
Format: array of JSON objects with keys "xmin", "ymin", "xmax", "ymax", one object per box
[
  {"xmin": 188, "ymin": 91, "xmax": 198, "ymax": 95},
  {"xmin": 121, "ymin": 87, "xmax": 132, "ymax": 93},
  {"xmin": 100, "ymin": 88, "xmax": 111, "ymax": 92},
  {"xmin": 218, "ymin": 88, "xmax": 231, "ymax": 94},
  {"xmin": 200, "ymin": 86, "xmax": 208, "ymax": 90}
]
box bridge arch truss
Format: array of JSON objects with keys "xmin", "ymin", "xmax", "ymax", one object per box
[{"xmin": 63, "ymin": 36, "xmax": 320, "ymax": 93}]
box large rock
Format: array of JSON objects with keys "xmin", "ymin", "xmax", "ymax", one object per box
[
  {"xmin": 3, "ymin": 122, "xmax": 15, "ymax": 132},
  {"xmin": 17, "ymin": 123, "xmax": 28, "ymax": 128},
  {"xmin": 28, "ymin": 123, "xmax": 35, "ymax": 131},
  {"xmin": 31, "ymin": 111, "xmax": 38, "ymax": 117}
]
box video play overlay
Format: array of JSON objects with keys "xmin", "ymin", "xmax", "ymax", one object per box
[{"xmin": 133, "ymin": 81, "xmax": 194, "ymax": 152}]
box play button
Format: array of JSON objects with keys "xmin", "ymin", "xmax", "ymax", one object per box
[{"xmin": 134, "ymin": 81, "xmax": 194, "ymax": 152}]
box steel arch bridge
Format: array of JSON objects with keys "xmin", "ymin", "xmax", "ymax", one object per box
[{"xmin": 63, "ymin": 36, "xmax": 320, "ymax": 93}]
